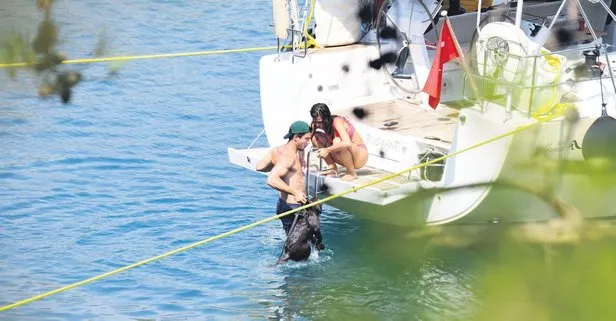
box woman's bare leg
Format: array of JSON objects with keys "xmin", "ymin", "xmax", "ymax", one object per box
[
  {"xmin": 330, "ymin": 139, "xmax": 369, "ymax": 181},
  {"xmin": 331, "ymin": 146, "xmax": 358, "ymax": 181},
  {"xmin": 321, "ymin": 154, "xmax": 338, "ymax": 176},
  {"xmin": 350, "ymin": 144, "xmax": 368, "ymax": 169},
  {"xmin": 312, "ymin": 136, "xmax": 339, "ymax": 176}
]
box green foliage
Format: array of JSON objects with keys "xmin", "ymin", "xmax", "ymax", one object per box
[
  {"xmin": 0, "ymin": 0, "xmax": 90, "ymax": 103},
  {"xmin": 0, "ymin": 30, "xmax": 35, "ymax": 79}
]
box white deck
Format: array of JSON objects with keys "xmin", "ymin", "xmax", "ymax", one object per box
[
  {"xmin": 306, "ymin": 156, "xmax": 421, "ymax": 193},
  {"xmin": 338, "ymin": 99, "xmax": 460, "ymax": 143}
]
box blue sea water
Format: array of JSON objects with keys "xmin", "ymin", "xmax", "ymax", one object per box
[{"xmin": 0, "ymin": 1, "xmax": 478, "ymax": 320}]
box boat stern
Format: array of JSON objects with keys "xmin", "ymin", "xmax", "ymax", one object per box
[{"xmin": 227, "ymin": 147, "xmax": 270, "ymax": 173}]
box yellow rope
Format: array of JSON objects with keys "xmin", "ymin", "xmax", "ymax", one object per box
[
  {"xmin": 532, "ymin": 102, "xmax": 572, "ymax": 121},
  {"xmin": 0, "ymin": 110, "xmax": 565, "ymax": 312},
  {"xmin": 0, "ymin": 46, "xmax": 278, "ymax": 69},
  {"xmin": 530, "ymin": 51, "xmax": 567, "ymax": 121},
  {"xmin": 303, "ymin": 0, "xmax": 319, "ymax": 48}
]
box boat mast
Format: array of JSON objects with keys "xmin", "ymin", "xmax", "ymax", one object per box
[
  {"xmin": 514, "ymin": 0, "xmax": 524, "ymax": 28},
  {"xmin": 476, "ymin": 0, "xmax": 483, "ymax": 28}
]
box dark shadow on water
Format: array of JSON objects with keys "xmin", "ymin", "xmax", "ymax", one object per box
[
  {"xmin": 267, "ymin": 210, "xmax": 616, "ymax": 321},
  {"xmin": 268, "ymin": 216, "xmax": 479, "ymax": 320}
]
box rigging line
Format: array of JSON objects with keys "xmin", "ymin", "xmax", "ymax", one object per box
[
  {"xmin": 0, "ymin": 111, "xmax": 566, "ymax": 313},
  {"xmin": 0, "ymin": 46, "xmax": 278, "ymax": 69}
]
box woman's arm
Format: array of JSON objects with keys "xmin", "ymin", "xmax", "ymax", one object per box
[{"xmin": 326, "ymin": 117, "xmax": 352, "ymax": 153}]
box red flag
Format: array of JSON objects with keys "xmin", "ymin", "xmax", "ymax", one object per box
[{"xmin": 422, "ymin": 20, "xmax": 460, "ymax": 109}]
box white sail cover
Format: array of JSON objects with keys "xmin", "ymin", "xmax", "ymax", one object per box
[{"xmin": 314, "ymin": 0, "xmax": 362, "ymax": 46}]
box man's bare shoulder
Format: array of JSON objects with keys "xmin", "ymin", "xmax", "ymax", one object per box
[
  {"xmin": 274, "ymin": 150, "xmax": 295, "ymax": 168},
  {"xmin": 274, "ymin": 144, "xmax": 295, "ymax": 156},
  {"xmin": 267, "ymin": 144, "xmax": 298, "ymax": 170}
]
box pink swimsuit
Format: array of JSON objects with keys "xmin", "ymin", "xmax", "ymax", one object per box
[{"xmin": 332, "ymin": 117, "xmax": 367, "ymax": 150}]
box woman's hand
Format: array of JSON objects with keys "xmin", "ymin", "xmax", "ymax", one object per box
[{"xmin": 317, "ymin": 148, "xmax": 330, "ymax": 159}]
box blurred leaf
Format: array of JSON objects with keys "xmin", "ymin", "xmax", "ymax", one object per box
[{"xmin": 93, "ymin": 31, "xmax": 108, "ymax": 57}]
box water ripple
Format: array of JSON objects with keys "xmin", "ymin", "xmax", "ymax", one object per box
[{"xmin": 0, "ymin": 1, "xmax": 478, "ymax": 320}]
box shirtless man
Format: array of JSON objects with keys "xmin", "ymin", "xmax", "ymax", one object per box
[{"xmin": 256, "ymin": 120, "xmax": 312, "ymax": 235}]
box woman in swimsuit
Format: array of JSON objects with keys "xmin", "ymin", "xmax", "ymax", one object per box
[{"xmin": 310, "ymin": 103, "xmax": 368, "ymax": 181}]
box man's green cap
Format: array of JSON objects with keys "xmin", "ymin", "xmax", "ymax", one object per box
[{"xmin": 283, "ymin": 120, "xmax": 311, "ymax": 139}]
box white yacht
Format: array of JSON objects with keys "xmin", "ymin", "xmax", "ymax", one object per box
[{"xmin": 228, "ymin": 0, "xmax": 616, "ymax": 226}]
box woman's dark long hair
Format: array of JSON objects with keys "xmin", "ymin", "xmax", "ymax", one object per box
[{"xmin": 310, "ymin": 103, "xmax": 336, "ymax": 139}]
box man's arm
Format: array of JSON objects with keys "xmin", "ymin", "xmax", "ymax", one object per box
[{"xmin": 255, "ymin": 149, "xmax": 274, "ymax": 172}]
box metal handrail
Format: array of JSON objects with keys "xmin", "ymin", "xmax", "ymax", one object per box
[
  {"xmin": 274, "ymin": 0, "xmax": 311, "ymax": 61},
  {"xmin": 462, "ymin": 41, "xmax": 616, "ymax": 118},
  {"xmin": 304, "ymin": 147, "xmax": 323, "ymax": 198},
  {"xmin": 470, "ymin": 44, "xmax": 615, "ymax": 87}
]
